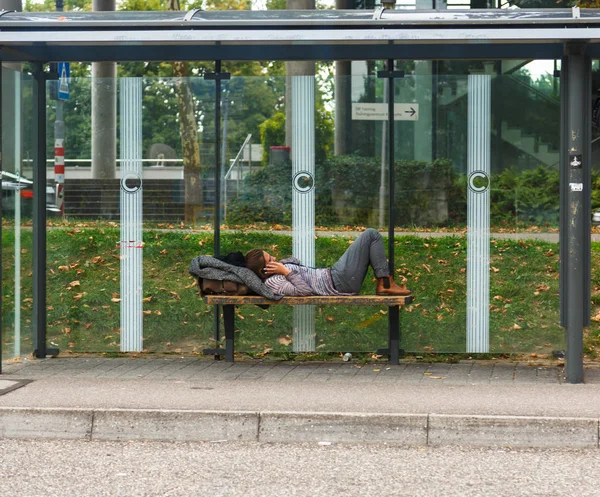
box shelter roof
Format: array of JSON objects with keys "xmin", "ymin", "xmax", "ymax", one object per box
[{"xmin": 2, "ymin": 8, "xmax": 600, "ymax": 62}]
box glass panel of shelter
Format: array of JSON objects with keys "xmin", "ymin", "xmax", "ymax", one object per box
[
  {"xmin": 1, "ymin": 68, "xmax": 35, "ymax": 362},
  {"xmin": 0, "ymin": 58, "xmax": 568, "ymax": 361}
]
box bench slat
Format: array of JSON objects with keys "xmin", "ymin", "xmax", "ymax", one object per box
[{"xmin": 203, "ymin": 295, "xmax": 413, "ymax": 306}]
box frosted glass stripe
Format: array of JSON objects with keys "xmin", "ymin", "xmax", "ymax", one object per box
[
  {"xmin": 466, "ymin": 74, "xmax": 491, "ymax": 354},
  {"xmin": 119, "ymin": 78, "xmax": 143, "ymax": 352},
  {"xmin": 292, "ymin": 76, "xmax": 316, "ymax": 353}
]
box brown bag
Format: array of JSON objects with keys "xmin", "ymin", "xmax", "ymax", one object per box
[{"xmin": 198, "ymin": 278, "xmax": 249, "ymax": 296}]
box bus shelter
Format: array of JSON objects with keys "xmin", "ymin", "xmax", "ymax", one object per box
[{"xmin": 0, "ymin": 8, "xmax": 595, "ymax": 382}]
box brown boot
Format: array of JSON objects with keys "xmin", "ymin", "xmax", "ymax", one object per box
[{"xmin": 376, "ymin": 276, "xmax": 412, "ymax": 296}]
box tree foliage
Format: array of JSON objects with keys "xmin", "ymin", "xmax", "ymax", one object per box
[{"xmin": 24, "ymin": 0, "xmax": 91, "ymax": 11}]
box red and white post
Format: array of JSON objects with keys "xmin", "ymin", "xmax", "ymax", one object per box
[{"xmin": 54, "ymin": 138, "xmax": 65, "ymax": 215}]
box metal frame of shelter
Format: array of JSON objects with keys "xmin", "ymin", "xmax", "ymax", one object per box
[{"xmin": 0, "ymin": 8, "xmax": 595, "ymax": 381}]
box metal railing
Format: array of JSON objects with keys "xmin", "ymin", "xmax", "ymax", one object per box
[{"xmin": 223, "ymin": 134, "xmax": 253, "ymax": 224}]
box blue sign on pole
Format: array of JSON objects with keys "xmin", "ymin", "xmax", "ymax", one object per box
[{"xmin": 57, "ymin": 62, "xmax": 70, "ymax": 101}]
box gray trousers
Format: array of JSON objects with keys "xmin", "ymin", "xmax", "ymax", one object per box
[{"xmin": 330, "ymin": 228, "xmax": 390, "ymax": 294}]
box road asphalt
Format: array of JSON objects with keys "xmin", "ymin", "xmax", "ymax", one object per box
[{"xmin": 0, "ymin": 356, "xmax": 599, "ymax": 448}]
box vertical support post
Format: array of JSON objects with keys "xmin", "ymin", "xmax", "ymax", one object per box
[
  {"xmin": 214, "ymin": 60, "xmax": 223, "ymax": 257},
  {"xmin": 560, "ymin": 44, "xmax": 591, "ymax": 384},
  {"xmin": 386, "ymin": 59, "xmax": 398, "ymax": 363},
  {"xmin": 386, "ymin": 59, "xmax": 395, "ymax": 273},
  {"xmin": 292, "ymin": 74, "xmax": 316, "ymax": 352},
  {"xmin": 13, "ymin": 69, "xmax": 21, "ymax": 360},
  {"xmin": 377, "ymin": 59, "xmax": 404, "ymax": 362},
  {"xmin": 378, "ymin": 73, "xmax": 388, "ymax": 229},
  {"xmin": 466, "ymin": 73, "xmax": 491, "ymax": 353},
  {"xmin": 119, "ymin": 78, "xmax": 143, "ymax": 352},
  {"xmin": 214, "ymin": 60, "xmax": 223, "ymax": 356},
  {"xmin": 0, "ymin": 63, "xmax": 2, "ymax": 371},
  {"xmin": 32, "ymin": 63, "xmax": 47, "ymax": 358},
  {"xmin": 205, "ymin": 61, "xmax": 230, "ymax": 359},
  {"xmin": 387, "ymin": 59, "xmax": 400, "ymax": 364}
]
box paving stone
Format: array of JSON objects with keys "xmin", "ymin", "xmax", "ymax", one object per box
[
  {"xmin": 372, "ymin": 375, "xmax": 400, "ymax": 384},
  {"xmin": 441, "ymin": 363, "xmax": 472, "ymax": 384},
  {"xmin": 514, "ymin": 366, "xmax": 540, "ymax": 383},
  {"xmin": 583, "ymin": 368, "xmax": 600, "ymax": 384},
  {"xmin": 3, "ymin": 357, "xmax": 598, "ymax": 386},
  {"xmin": 489, "ymin": 365, "xmax": 516, "ymax": 383}
]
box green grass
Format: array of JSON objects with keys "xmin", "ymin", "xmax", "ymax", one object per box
[{"xmin": 1, "ymin": 223, "xmax": 585, "ymax": 360}]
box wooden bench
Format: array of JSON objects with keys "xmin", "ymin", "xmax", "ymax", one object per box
[{"xmin": 203, "ymin": 295, "xmax": 414, "ymax": 365}]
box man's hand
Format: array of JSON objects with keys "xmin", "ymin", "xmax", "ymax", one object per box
[{"xmin": 265, "ymin": 261, "xmax": 291, "ymax": 276}]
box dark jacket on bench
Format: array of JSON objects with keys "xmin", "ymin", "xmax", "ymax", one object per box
[{"xmin": 189, "ymin": 255, "xmax": 283, "ymax": 301}]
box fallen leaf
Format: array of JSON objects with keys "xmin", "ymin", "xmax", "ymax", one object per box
[
  {"xmin": 69, "ymin": 280, "xmax": 80, "ymax": 287},
  {"xmin": 258, "ymin": 347, "xmax": 272, "ymax": 357},
  {"xmin": 278, "ymin": 336, "xmax": 292, "ymax": 346}
]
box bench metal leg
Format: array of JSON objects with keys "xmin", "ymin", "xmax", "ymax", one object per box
[
  {"xmin": 389, "ymin": 305, "xmax": 400, "ymax": 365},
  {"xmin": 223, "ymin": 304, "xmax": 235, "ymax": 362}
]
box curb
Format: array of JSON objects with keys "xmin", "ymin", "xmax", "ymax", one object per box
[{"xmin": 0, "ymin": 407, "xmax": 598, "ymax": 448}]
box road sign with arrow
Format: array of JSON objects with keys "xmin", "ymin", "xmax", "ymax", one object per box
[{"xmin": 351, "ymin": 103, "xmax": 419, "ymax": 121}]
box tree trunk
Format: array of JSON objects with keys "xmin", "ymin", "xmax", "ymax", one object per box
[{"xmin": 169, "ymin": 0, "xmax": 202, "ymax": 223}]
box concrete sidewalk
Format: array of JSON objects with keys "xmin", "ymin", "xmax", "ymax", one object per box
[{"xmin": 1, "ymin": 356, "xmax": 599, "ymax": 448}]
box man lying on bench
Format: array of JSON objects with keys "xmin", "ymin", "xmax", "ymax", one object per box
[{"xmin": 244, "ymin": 228, "xmax": 411, "ymax": 297}]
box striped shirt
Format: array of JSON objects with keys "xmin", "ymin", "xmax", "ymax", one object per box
[{"xmin": 264, "ymin": 257, "xmax": 353, "ymax": 296}]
